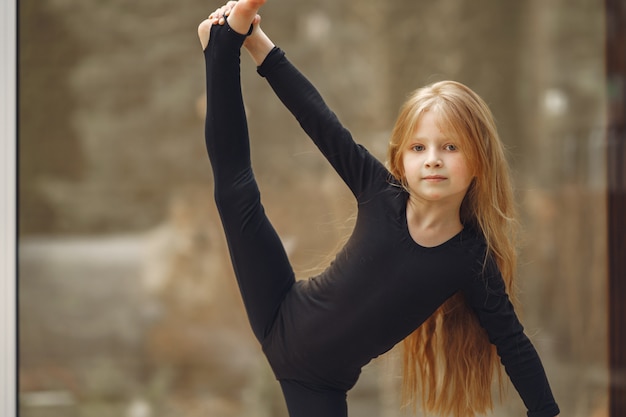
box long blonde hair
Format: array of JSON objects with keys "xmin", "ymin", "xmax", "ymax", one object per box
[{"xmin": 387, "ymin": 80, "xmax": 519, "ymax": 417}]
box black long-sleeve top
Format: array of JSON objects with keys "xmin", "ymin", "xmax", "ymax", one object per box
[{"xmin": 251, "ymin": 46, "xmax": 559, "ymax": 417}]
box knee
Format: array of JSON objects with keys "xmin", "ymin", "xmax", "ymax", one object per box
[{"xmin": 213, "ymin": 171, "xmax": 261, "ymax": 217}]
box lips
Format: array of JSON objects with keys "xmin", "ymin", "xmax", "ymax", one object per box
[{"xmin": 423, "ymin": 175, "xmax": 447, "ymax": 180}]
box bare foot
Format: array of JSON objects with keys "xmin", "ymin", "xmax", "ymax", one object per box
[
  {"xmin": 227, "ymin": 0, "xmax": 266, "ymax": 35},
  {"xmin": 198, "ymin": 0, "xmax": 266, "ymax": 50},
  {"xmin": 197, "ymin": 17, "xmax": 217, "ymax": 50}
]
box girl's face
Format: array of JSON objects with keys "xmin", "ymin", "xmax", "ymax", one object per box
[{"xmin": 401, "ymin": 110, "xmax": 474, "ymax": 206}]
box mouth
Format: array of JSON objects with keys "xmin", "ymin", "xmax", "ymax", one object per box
[{"xmin": 423, "ymin": 175, "xmax": 447, "ymax": 181}]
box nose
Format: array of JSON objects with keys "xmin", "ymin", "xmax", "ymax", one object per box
[{"xmin": 425, "ymin": 151, "xmax": 442, "ymax": 168}]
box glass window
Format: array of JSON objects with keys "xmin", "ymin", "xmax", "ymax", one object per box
[{"xmin": 19, "ymin": 1, "xmax": 610, "ymax": 416}]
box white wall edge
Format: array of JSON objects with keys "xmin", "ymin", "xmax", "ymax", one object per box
[{"xmin": 1, "ymin": 0, "xmax": 17, "ymax": 415}]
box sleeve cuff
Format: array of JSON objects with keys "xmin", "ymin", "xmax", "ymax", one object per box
[
  {"xmin": 527, "ymin": 405, "xmax": 560, "ymax": 417},
  {"xmin": 257, "ymin": 46, "xmax": 285, "ymax": 78}
]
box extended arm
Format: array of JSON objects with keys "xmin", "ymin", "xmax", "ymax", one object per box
[{"xmin": 464, "ymin": 258, "xmax": 561, "ymax": 417}]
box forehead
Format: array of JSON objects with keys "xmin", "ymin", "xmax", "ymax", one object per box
[{"xmin": 412, "ymin": 110, "xmax": 458, "ymax": 140}]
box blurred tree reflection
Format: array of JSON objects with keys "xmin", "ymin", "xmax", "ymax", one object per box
[{"xmin": 19, "ymin": 0, "xmax": 86, "ymax": 234}]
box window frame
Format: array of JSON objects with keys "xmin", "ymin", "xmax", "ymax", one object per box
[{"xmin": 1, "ymin": 0, "xmax": 17, "ymax": 415}]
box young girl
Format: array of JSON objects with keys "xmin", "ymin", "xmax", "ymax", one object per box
[{"xmin": 198, "ymin": 1, "xmax": 561, "ymax": 416}]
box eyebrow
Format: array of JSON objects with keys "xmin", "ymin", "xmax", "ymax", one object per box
[{"xmin": 409, "ymin": 135, "xmax": 456, "ymax": 143}]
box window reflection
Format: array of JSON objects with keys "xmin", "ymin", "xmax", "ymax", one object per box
[{"xmin": 19, "ymin": 1, "xmax": 608, "ymax": 416}]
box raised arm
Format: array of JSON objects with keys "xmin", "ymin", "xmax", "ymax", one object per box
[
  {"xmin": 201, "ymin": 1, "xmax": 386, "ymax": 196},
  {"xmin": 258, "ymin": 46, "xmax": 389, "ymax": 197}
]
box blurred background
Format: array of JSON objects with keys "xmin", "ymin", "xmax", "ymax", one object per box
[{"xmin": 18, "ymin": 0, "xmax": 608, "ymax": 416}]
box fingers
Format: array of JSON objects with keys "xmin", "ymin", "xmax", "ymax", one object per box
[
  {"xmin": 228, "ymin": 0, "xmax": 266, "ymax": 34},
  {"xmin": 208, "ymin": 1, "xmax": 238, "ymax": 25},
  {"xmin": 200, "ymin": 2, "xmax": 237, "ymax": 50},
  {"xmin": 200, "ymin": 0, "xmax": 264, "ymax": 49},
  {"xmin": 223, "ymin": 1, "xmax": 238, "ymax": 17}
]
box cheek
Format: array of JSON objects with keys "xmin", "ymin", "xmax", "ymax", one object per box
[
  {"xmin": 399, "ymin": 153, "xmax": 410, "ymax": 177},
  {"xmin": 459, "ymin": 151, "xmax": 477, "ymax": 178},
  {"xmin": 450, "ymin": 157, "xmax": 473, "ymax": 183}
]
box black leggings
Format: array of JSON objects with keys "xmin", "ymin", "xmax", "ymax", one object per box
[{"xmin": 204, "ymin": 23, "xmax": 348, "ymax": 417}]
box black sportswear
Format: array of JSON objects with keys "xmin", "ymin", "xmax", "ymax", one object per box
[{"xmin": 203, "ymin": 22, "xmax": 560, "ymax": 417}]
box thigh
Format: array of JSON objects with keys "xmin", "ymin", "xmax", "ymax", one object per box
[
  {"xmin": 279, "ymin": 380, "xmax": 348, "ymax": 417},
  {"xmin": 215, "ymin": 169, "xmax": 295, "ymax": 343}
]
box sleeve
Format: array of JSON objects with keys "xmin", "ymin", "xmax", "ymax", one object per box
[
  {"xmin": 462, "ymin": 257, "xmax": 560, "ymax": 417},
  {"xmin": 257, "ymin": 47, "xmax": 388, "ymax": 198}
]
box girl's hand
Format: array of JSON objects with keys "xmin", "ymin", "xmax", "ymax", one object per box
[
  {"xmin": 242, "ymin": 15, "xmax": 274, "ymax": 66},
  {"xmin": 198, "ymin": 0, "xmax": 265, "ymax": 50},
  {"xmin": 221, "ymin": 0, "xmax": 266, "ymax": 35},
  {"xmin": 210, "ymin": 1, "xmax": 238, "ymax": 26},
  {"xmin": 197, "ymin": 1, "xmax": 242, "ymax": 50}
]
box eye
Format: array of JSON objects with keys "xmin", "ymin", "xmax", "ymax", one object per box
[
  {"xmin": 411, "ymin": 144, "xmax": 425, "ymax": 152},
  {"xmin": 444, "ymin": 144, "xmax": 458, "ymax": 151}
]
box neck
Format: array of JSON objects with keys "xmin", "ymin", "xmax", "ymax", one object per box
[{"xmin": 405, "ymin": 196, "xmax": 464, "ymax": 247}]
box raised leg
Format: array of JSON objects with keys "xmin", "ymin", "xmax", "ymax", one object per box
[{"xmin": 201, "ymin": 5, "xmax": 294, "ymax": 343}]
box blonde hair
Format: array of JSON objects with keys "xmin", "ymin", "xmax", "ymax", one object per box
[{"xmin": 387, "ymin": 80, "xmax": 519, "ymax": 417}]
